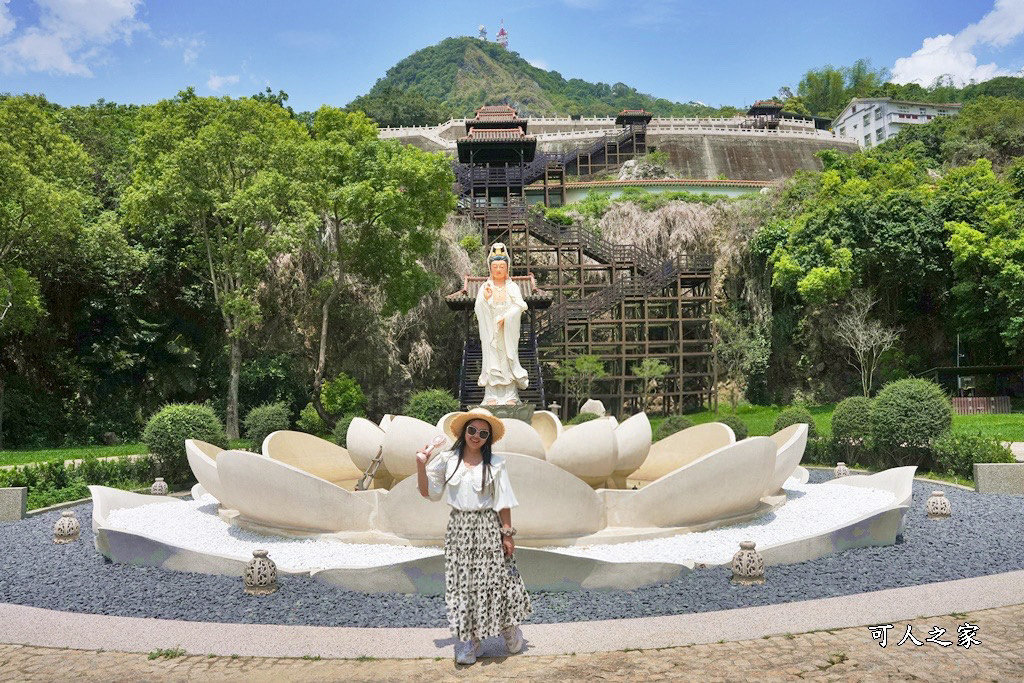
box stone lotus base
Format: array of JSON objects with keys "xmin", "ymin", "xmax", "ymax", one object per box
[
  {"xmin": 974, "ymin": 462, "xmax": 1024, "ymax": 494},
  {"xmin": 89, "ymin": 467, "xmax": 914, "ymax": 594}
]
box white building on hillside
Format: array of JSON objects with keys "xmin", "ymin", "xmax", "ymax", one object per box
[{"xmin": 832, "ymin": 98, "xmax": 962, "ymax": 149}]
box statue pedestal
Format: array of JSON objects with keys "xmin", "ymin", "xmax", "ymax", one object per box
[{"xmin": 480, "ymin": 403, "xmax": 535, "ymax": 423}]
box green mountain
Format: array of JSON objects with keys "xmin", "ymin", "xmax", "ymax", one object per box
[{"xmin": 351, "ymin": 36, "xmax": 739, "ymax": 124}]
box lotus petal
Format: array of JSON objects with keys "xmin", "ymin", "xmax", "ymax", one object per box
[
  {"xmin": 546, "ymin": 418, "xmax": 617, "ymax": 486},
  {"xmin": 217, "ymin": 450, "xmax": 373, "ymax": 533},
  {"xmin": 612, "ymin": 412, "xmax": 652, "ymax": 480},
  {"xmin": 530, "ymin": 410, "xmax": 562, "ymax": 451},
  {"xmin": 379, "ymin": 452, "xmax": 604, "ymax": 541},
  {"xmin": 185, "ymin": 439, "xmax": 228, "ymax": 506},
  {"xmin": 630, "ymin": 422, "xmax": 734, "ymax": 482},
  {"xmin": 498, "ymin": 418, "xmax": 546, "ymax": 459},
  {"xmin": 608, "ymin": 437, "xmax": 775, "ymax": 528},
  {"xmin": 379, "ymin": 414, "xmax": 394, "ymax": 431},
  {"xmin": 764, "ymin": 424, "xmax": 808, "ymax": 496},
  {"xmin": 347, "ymin": 417, "xmax": 386, "ymax": 473},
  {"xmin": 262, "ymin": 430, "xmax": 363, "ymax": 488},
  {"xmin": 382, "ymin": 416, "xmax": 449, "ymax": 480}
]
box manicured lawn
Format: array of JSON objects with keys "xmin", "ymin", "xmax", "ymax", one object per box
[
  {"xmin": 0, "ymin": 442, "xmax": 149, "ymax": 467},
  {"xmin": 653, "ymin": 404, "xmax": 1024, "ymax": 442}
]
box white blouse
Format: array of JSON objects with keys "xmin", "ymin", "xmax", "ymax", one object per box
[{"xmin": 425, "ymin": 450, "xmax": 519, "ymax": 511}]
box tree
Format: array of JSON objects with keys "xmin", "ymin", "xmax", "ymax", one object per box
[
  {"xmin": 631, "ymin": 358, "xmax": 670, "ymax": 413},
  {"xmin": 124, "ymin": 91, "xmax": 316, "ymax": 438},
  {"xmin": 0, "ymin": 96, "xmax": 90, "ymax": 449},
  {"xmin": 553, "ymin": 355, "xmax": 607, "ymax": 411},
  {"xmin": 300, "ymin": 106, "xmax": 455, "ymax": 426},
  {"xmin": 713, "ymin": 305, "xmax": 770, "ymax": 411},
  {"xmin": 833, "ymin": 290, "xmax": 901, "ymax": 397}
]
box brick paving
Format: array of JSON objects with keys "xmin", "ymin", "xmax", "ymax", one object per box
[{"xmin": 1, "ymin": 604, "xmax": 1022, "ymax": 682}]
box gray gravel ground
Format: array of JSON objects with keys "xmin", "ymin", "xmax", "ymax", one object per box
[{"xmin": 1, "ymin": 472, "xmax": 1022, "ymax": 628}]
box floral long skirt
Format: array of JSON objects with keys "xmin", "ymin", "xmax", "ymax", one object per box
[{"xmin": 444, "ymin": 508, "xmax": 532, "ymax": 642}]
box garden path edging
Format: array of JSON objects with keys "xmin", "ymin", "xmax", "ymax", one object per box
[{"xmin": 1, "ymin": 569, "xmax": 1022, "ymax": 659}]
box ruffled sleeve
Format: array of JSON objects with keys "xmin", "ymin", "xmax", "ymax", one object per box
[
  {"xmin": 425, "ymin": 450, "xmax": 451, "ymax": 502},
  {"xmin": 490, "ymin": 457, "xmax": 519, "ymax": 510}
]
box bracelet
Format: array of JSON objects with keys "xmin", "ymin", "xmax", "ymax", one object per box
[{"xmin": 500, "ymin": 527, "xmax": 517, "ymax": 537}]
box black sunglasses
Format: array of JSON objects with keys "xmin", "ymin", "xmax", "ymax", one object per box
[{"xmin": 466, "ymin": 425, "xmax": 490, "ymax": 440}]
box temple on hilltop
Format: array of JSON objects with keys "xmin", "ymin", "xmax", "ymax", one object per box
[{"xmin": 448, "ymin": 105, "xmax": 715, "ymax": 418}]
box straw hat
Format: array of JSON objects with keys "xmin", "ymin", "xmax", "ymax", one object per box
[{"xmin": 446, "ymin": 407, "xmax": 505, "ymax": 444}]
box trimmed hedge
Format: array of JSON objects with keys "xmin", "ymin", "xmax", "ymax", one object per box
[
  {"xmin": 243, "ymin": 402, "xmax": 290, "ymax": 448},
  {"xmin": 142, "ymin": 404, "xmax": 226, "ymax": 486},
  {"xmin": 832, "ymin": 397, "xmax": 872, "ymax": 444},
  {"xmin": 933, "ymin": 431, "xmax": 1015, "ymax": 479},
  {"xmin": 0, "ymin": 455, "xmax": 158, "ymax": 509},
  {"xmin": 654, "ymin": 415, "xmax": 694, "ymax": 441},
  {"xmin": 402, "ymin": 389, "xmax": 460, "ymax": 426},
  {"xmin": 567, "ymin": 411, "xmax": 600, "ymax": 425},
  {"xmin": 773, "ymin": 406, "xmax": 818, "ymax": 438},
  {"xmin": 718, "ymin": 414, "xmax": 748, "ymax": 441},
  {"xmin": 333, "ymin": 415, "xmax": 358, "ymax": 448},
  {"xmin": 871, "ymin": 379, "xmax": 952, "ymax": 467}
]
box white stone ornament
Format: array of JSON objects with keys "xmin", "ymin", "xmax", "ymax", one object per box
[
  {"xmin": 926, "ymin": 490, "xmax": 951, "ymax": 519},
  {"xmin": 150, "ymin": 477, "xmax": 168, "ymax": 495},
  {"xmin": 53, "ymin": 510, "xmax": 81, "ymax": 544},
  {"xmin": 731, "ymin": 540, "xmax": 765, "ymax": 585},
  {"xmin": 579, "ymin": 399, "xmax": 606, "ymax": 417},
  {"xmin": 244, "ymin": 549, "xmax": 279, "ymax": 595},
  {"xmin": 834, "ymin": 462, "xmax": 850, "ymax": 478}
]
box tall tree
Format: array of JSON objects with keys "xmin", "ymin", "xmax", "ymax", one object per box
[
  {"xmin": 124, "ymin": 90, "xmax": 315, "ymax": 438},
  {"xmin": 0, "ymin": 96, "xmax": 90, "ymax": 449},
  {"xmin": 301, "ymin": 106, "xmax": 455, "ymax": 425},
  {"xmin": 832, "ymin": 290, "xmax": 901, "ymax": 397}
]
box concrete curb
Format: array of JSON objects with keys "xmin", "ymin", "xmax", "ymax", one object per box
[
  {"xmin": 26, "ymin": 489, "xmax": 191, "ymax": 517},
  {"xmin": 1, "ymin": 569, "xmax": 1022, "ymax": 659}
]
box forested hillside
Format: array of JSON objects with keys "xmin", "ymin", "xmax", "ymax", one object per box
[{"xmin": 349, "ymin": 36, "xmax": 740, "ymax": 123}]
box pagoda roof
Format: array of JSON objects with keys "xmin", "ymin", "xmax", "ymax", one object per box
[
  {"xmin": 466, "ymin": 104, "xmax": 528, "ymax": 132},
  {"xmin": 747, "ymin": 100, "xmax": 784, "ymax": 116},
  {"xmin": 615, "ymin": 109, "xmax": 653, "ymax": 125},
  {"xmin": 445, "ymin": 274, "xmax": 552, "ymax": 310}
]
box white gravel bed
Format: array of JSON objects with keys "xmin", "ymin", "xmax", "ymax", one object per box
[
  {"xmin": 104, "ymin": 496, "xmax": 443, "ymax": 571},
  {"xmin": 550, "ymin": 478, "xmax": 895, "ymax": 565},
  {"xmin": 104, "ymin": 480, "xmax": 894, "ymax": 571}
]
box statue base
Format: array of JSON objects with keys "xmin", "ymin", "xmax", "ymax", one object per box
[{"xmin": 479, "ymin": 403, "xmax": 535, "ymax": 423}]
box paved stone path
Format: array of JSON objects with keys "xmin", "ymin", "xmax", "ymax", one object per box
[{"xmin": 2, "ymin": 604, "xmax": 1021, "ymax": 682}]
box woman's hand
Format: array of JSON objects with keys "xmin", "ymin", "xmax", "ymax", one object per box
[
  {"xmin": 483, "ymin": 283, "xmax": 492, "ymax": 300},
  {"xmin": 501, "ymin": 535, "xmax": 515, "ymax": 556},
  {"xmin": 415, "ymin": 443, "xmax": 432, "ymax": 465}
]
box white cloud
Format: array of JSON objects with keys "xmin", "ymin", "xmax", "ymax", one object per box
[
  {"xmin": 527, "ymin": 57, "xmax": 549, "ymax": 70},
  {"xmin": 892, "ymin": 0, "xmax": 1024, "ymax": 86},
  {"xmin": 0, "ymin": 0, "xmax": 15, "ymax": 39},
  {"xmin": 161, "ymin": 35, "xmax": 204, "ymax": 65},
  {"xmin": 207, "ymin": 72, "xmax": 239, "ymax": 92},
  {"xmin": 0, "ymin": 0, "xmax": 144, "ymax": 76}
]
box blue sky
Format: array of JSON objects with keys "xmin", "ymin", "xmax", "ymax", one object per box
[{"xmin": 1, "ymin": 0, "xmax": 1023, "ymax": 113}]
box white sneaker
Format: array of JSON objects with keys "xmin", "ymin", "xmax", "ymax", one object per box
[
  {"xmin": 502, "ymin": 626, "xmax": 524, "ymax": 654},
  {"xmin": 454, "ymin": 640, "xmax": 477, "ymax": 665}
]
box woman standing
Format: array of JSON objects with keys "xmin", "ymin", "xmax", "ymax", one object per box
[{"xmin": 416, "ymin": 407, "xmax": 532, "ymax": 665}]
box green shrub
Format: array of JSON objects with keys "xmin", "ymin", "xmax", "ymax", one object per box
[
  {"xmin": 802, "ymin": 437, "xmax": 832, "ymax": 466},
  {"xmin": 0, "ymin": 454, "xmax": 158, "ymax": 510},
  {"xmin": 333, "ymin": 415, "xmax": 358, "ymax": 448},
  {"xmin": 142, "ymin": 404, "xmax": 226, "ymax": 486},
  {"xmin": 567, "ymin": 412, "xmax": 600, "ymax": 425},
  {"xmin": 831, "ymin": 396, "xmax": 874, "ymax": 466},
  {"xmin": 296, "ymin": 402, "xmax": 329, "ymax": 435},
  {"xmin": 402, "ymin": 389, "xmax": 460, "ymax": 425},
  {"xmin": 320, "ymin": 372, "xmax": 366, "ymax": 418},
  {"xmin": 773, "ymin": 406, "xmax": 818, "ymax": 438},
  {"xmin": 718, "ymin": 414, "xmax": 748, "ymax": 440},
  {"xmin": 654, "ymin": 415, "xmax": 694, "ymax": 441},
  {"xmin": 932, "ymin": 431, "xmax": 1014, "ymax": 479},
  {"xmin": 458, "ymin": 234, "xmax": 482, "ymax": 252},
  {"xmin": 243, "ymin": 402, "xmax": 291, "ymax": 448},
  {"xmin": 871, "ymin": 379, "xmax": 952, "ymax": 467},
  {"xmin": 832, "ymin": 397, "xmax": 873, "ymax": 444}
]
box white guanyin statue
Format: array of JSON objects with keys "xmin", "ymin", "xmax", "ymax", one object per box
[{"xmin": 475, "ymin": 242, "xmax": 528, "ymax": 405}]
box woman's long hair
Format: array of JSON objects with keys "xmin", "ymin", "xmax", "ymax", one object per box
[{"xmin": 444, "ymin": 420, "xmax": 495, "ymax": 494}]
